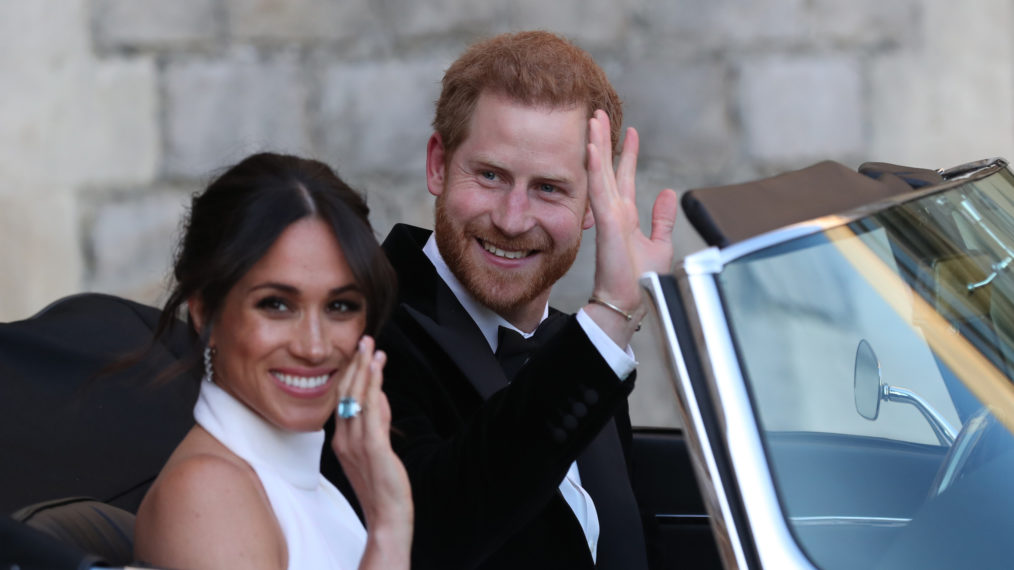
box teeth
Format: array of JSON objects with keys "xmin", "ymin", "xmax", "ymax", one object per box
[
  {"xmin": 273, "ymin": 372, "xmax": 329, "ymax": 389},
  {"xmin": 482, "ymin": 241, "xmax": 529, "ymax": 260}
]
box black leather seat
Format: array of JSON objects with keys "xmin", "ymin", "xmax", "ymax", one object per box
[{"xmin": 12, "ymin": 497, "xmax": 135, "ymax": 567}]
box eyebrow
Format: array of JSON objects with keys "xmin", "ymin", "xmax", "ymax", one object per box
[
  {"xmin": 248, "ymin": 282, "xmax": 362, "ymax": 296},
  {"xmin": 535, "ymin": 174, "xmax": 573, "ymax": 187},
  {"xmin": 471, "ymin": 157, "xmax": 576, "ymax": 186}
]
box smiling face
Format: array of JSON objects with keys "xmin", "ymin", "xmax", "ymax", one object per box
[
  {"xmin": 198, "ymin": 217, "xmax": 367, "ymax": 432},
  {"xmin": 428, "ymin": 91, "xmax": 594, "ymax": 328}
]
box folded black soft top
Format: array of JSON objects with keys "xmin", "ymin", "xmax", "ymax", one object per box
[
  {"xmin": 0, "ymin": 293, "xmax": 199, "ymax": 515},
  {"xmin": 681, "ymin": 161, "xmax": 946, "ymax": 248}
]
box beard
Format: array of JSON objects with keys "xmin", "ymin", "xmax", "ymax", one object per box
[{"xmin": 434, "ymin": 196, "xmax": 580, "ymax": 317}]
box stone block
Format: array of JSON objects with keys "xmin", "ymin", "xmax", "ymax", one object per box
[
  {"xmin": 923, "ymin": 0, "xmax": 1011, "ymax": 58},
  {"xmin": 0, "ymin": 0, "xmax": 90, "ymax": 69},
  {"xmin": 870, "ymin": 53, "xmax": 1014, "ymax": 168},
  {"xmin": 0, "ymin": 191, "xmax": 83, "ymax": 321},
  {"xmin": 92, "ymin": 0, "xmax": 218, "ymax": 51},
  {"xmin": 869, "ymin": 0, "xmax": 1014, "ymax": 167},
  {"xmin": 354, "ymin": 174, "xmax": 435, "ymax": 242},
  {"xmin": 739, "ymin": 55, "xmax": 864, "ymax": 164},
  {"xmin": 86, "ymin": 189, "xmax": 191, "ymax": 307},
  {"xmin": 620, "ymin": 60, "xmax": 735, "ymax": 177},
  {"xmin": 0, "ymin": 58, "xmax": 158, "ymax": 193},
  {"xmin": 72, "ymin": 58, "xmax": 161, "ymax": 186},
  {"xmin": 507, "ymin": 0, "xmax": 631, "ymax": 47},
  {"xmin": 379, "ymin": 0, "xmax": 499, "ymax": 38},
  {"xmin": 0, "ymin": 1, "xmax": 157, "ymax": 191},
  {"xmin": 638, "ymin": 0, "xmax": 807, "ymax": 55},
  {"xmin": 808, "ymin": 0, "xmax": 918, "ymax": 47},
  {"xmin": 318, "ymin": 57, "xmax": 445, "ymax": 178},
  {"xmin": 164, "ymin": 48, "xmax": 312, "ymax": 179},
  {"xmin": 718, "ymin": 0, "xmax": 809, "ymax": 46},
  {"xmin": 226, "ymin": 0, "xmax": 375, "ymax": 42}
]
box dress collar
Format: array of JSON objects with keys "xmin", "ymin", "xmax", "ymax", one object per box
[
  {"xmin": 422, "ymin": 234, "xmax": 548, "ymax": 352},
  {"xmin": 193, "ymin": 380, "xmax": 324, "ymax": 491}
]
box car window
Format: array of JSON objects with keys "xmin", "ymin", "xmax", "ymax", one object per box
[{"xmin": 721, "ymin": 227, "xmax": 960, "ymax": 444}]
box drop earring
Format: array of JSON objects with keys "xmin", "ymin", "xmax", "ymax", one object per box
[{"xmin": 203, "ymin": 346, "xmax": 217, "ymax": 383}]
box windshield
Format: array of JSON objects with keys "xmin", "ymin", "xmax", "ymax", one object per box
[{"xmin": 718, "ymin": 166, "xmax": 1014, "ymax": 569}]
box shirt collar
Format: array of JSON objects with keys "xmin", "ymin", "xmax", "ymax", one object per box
[{"xmin": 423, "ymin": 234, "xmax": 549, "ymax": 352}]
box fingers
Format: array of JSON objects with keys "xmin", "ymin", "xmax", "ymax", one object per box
[
  {"xmin": 586, "ymin": 110, "xmax": 620, "ymax": 223},
  {"xmin": 585, "ymin": 112, "xmax": 608, "ymax": 196},
  {"xmin": 650, "ymin": 188, "xmax": 679, "ymax": 245},
  {"xmin": 362, "ymin": 350, "xmax": 389, "ymax": 436},
  {"xmin": 332, "ymin": 337, "xmax": 373, "ymax": 456},
  {"xmin": 615, "ymin": 127, "xmax": 638, "ymax": 202},
  {"xmin": 334, "ymin": 336, "xmax": 370, "ymax": 414},
  {"xmin": 345, "ymin": 336, "xmax": 373, "ymax": 409},
  {"xmin": 587, "ymin": 112, "xmax": 640, "ymax": 208},
  {"xmin": 333, "ymin": 336, "xmax": 389, "ymax": 449},
  {"xmin": 588, "ymin": 109, "xmax": 612, "ymax": 167}
]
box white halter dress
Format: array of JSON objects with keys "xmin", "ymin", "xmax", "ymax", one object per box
[{"xmin": 193, "ymin": 380, "xmax": 367, "ymax": 569}]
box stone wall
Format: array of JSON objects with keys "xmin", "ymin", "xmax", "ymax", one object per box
[{"xmin": 3, "ymin": 0, "xmax": 1013, "ymax": 426}]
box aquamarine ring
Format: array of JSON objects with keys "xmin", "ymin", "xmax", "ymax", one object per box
[{"xmin": 338, "ymin": 396, "xmax": 362, "ymax": 419}]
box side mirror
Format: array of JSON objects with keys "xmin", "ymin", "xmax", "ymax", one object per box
[
  {"xmin": 854, "ymin": 339, "xmax": 882, "ymax": 420},
  {"xmin": 853, "ymin": 338, "xmax": 957, "ymax": 444}
]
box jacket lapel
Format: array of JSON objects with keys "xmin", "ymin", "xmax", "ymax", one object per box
[
  {"xmin": 384, "ymin": 224, "xmax": 509, "ymax": 400},
  {"xmin": 403, "ymin": 302, "xmax": 507, "ymax": 400}
]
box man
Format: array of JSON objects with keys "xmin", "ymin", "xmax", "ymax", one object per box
[{"xmin": 375, "ymin": 31, "xmax": 677, "ymax": 569}]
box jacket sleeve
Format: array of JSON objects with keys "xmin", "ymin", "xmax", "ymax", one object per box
[{"xmin": 379, "ymin": 314, "xmax": 635, "ymax": 568}]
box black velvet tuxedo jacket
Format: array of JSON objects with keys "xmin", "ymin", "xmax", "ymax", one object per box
[{"xmin": 374, "ymin": 224, "xmax": 649, "ymax": 570}]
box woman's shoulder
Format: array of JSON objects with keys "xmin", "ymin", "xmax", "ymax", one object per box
[
  {"xmin": 148, "ymin": 425, "xmax": 261, "ymax": 500},
  {"xmin": 134, "ymin": 427, "xmax": 286, "ymax": 569},
  {"xmin": 158, "ymin": 449, "xmax": 257, "ymax": 497}
]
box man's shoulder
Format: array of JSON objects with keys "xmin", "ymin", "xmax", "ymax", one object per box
[
  {"xmin": 547, "ymin": 305, "xmax": 570, "ymax": 318},
  {"xmin": 382, "ymin": 223, "xmax": 431, "ymax": 255}
]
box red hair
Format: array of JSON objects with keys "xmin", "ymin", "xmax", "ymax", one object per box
[{"xmin": 434, "ymin": 31, "xmax": 623, "ymax": 157}]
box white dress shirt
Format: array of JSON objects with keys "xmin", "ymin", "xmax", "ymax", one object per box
[{"xmin": 422, "ymin": 235, "xmax": 636, "ymax": 561}]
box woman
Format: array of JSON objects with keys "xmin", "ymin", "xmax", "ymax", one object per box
[{"xmin": 133, "ymin": 153, "xmax": 412, "ymax": 569}]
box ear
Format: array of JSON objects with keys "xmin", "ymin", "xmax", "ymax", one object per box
[
  {"xmin": 426, "ymin": 132, "xmax": 447, "ymax": 197},
  {"xmin": 187, "ymin": 295, "xmax": 210, "ymax": 343},
  {"xmin": 582, "ymin": 201, "xmax": 595, "ymax": 230}
]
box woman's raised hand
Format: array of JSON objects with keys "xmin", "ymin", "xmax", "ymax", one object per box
[{"xmin": 331, "ymin": 335, "xmax": 413, "ymax": 569}]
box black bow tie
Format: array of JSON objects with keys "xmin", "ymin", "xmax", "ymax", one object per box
[{"xmin": 494, "ymin": 314, "xmax": 566, "ymax": 382}]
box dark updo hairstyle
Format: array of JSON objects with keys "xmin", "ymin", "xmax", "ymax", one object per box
[{"xmin": 154, "ymin": 152, "xmax": 396, "ymax": 374}]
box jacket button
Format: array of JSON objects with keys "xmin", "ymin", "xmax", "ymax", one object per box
[
  {"xmin": 582, "ymin": 389, "xmax": 599, "ymax": 405},
  {"xmin": 551, "ymin": 427, "xmax": 568, "ymax": 443},
  {"xmin": 571, "ymin": 402, "xmax": 588, "ymax": 418},
  {"xmin": 562, "ymin": 414, "xmax": 578, "ymax": 430}
]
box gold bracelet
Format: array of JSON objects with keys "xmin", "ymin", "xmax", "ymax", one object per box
[
  {"xmin": 588, "ymin": 295, "xmax": 633, "ymax": 321},
  {"xmin": 588, "ymin": 294, "xmax": 640, "ymax": 330},
  {"xmin": 588, "ymin": 296, "xmax": 642, "ymax": 331}
]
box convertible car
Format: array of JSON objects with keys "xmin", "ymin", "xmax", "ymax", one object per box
[{"xmin": 3, "ymin": 157, "xmax": 1014, "ymax": 569}]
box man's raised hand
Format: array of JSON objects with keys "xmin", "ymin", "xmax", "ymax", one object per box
[{"xmin": 584, "ymin": 109, "xmax": 678, "ymax": 346}]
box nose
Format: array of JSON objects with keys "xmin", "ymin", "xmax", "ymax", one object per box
[
  {"xmin": 292, "ymin": 312, "xmax": 327, "ymax": 363},
  {"xmin": 490, "ymin": 184, "xmax": 534, "ymax": 237}
]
